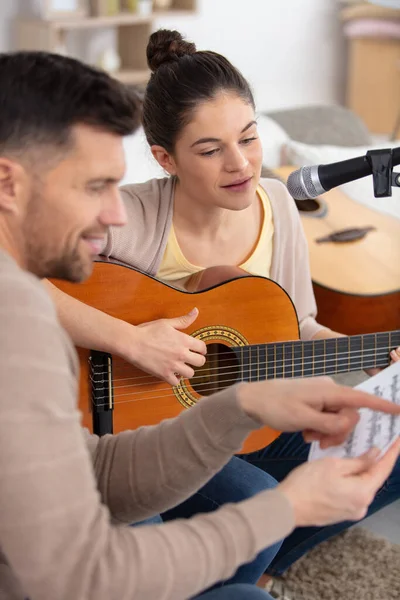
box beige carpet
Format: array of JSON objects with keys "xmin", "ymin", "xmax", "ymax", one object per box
[{"xmin": 276, "ymin": 527, "xmax": 400, "ymax": 600}]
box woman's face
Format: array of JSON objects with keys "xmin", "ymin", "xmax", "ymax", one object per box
[{"xmin": 152, "ymin": 92, "xmax": 263, "ymax": 211}]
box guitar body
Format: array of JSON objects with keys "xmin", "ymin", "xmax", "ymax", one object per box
[
  {"xmin": 53, "ymin": 263, "xmax": 300, "ymax": 454},
  {"xmin": 274, "ymin": 166, "xmax": 400, "ymax": 335},
  {"xmin": 312, "ymin": 284, "xmax": 400, "ymax": 336}
]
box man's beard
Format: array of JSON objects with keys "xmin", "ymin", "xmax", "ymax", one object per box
[
  {"xmin": 25, "ymin": 232, "xmax": 92, "ymax": 283},
  {"xmin": 38, "ymin": 244, "xmax": 91, "ymax": 282},
  {"xmin": 22, "ymin": 190, "xmax": 93, "ymax": 282}
]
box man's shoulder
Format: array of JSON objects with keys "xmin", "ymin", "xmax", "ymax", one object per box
[
  {"xmin": 0, "ymin": 250, "xmax": 78, "ymax": 381},
  {"xmin": 0, "ymin": 250, "xmax": 55, "ymax": 319}
]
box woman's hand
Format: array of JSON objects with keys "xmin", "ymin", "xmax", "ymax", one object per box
[
  {"xmin": 366, "ymin": 346, "xmax": 400, "ymax": 377},
  {"xmin": 237, "ymin": 376, "xmax": 400, "ymax": 449},
  {"xmin": 122, "ymin": 308, "xmax": 207, "ymax": 386},
  {"xmin": 278, "ymin": 439, "xmax": 400, "ymax": 527}
]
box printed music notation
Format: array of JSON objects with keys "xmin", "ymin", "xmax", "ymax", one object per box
[{"xmin": 309, "ymin": 361, "xmax": 400, "ymax": 462}]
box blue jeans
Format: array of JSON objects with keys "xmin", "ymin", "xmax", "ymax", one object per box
[
  {"xmin": 242, "ymin": 431, "xmax": 400, "ymax": 575},
  {"xmin": 135, "ymin": 456, "xmax": 282, "ymax": 588},
  {"xmin": 195, "ymin": 584, "xmax": 272, "ymax": 599}
]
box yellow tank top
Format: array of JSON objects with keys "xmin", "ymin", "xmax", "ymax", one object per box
[{"xmin": 156, "ymin": 185, "xmax": 274, "ymax": 284}]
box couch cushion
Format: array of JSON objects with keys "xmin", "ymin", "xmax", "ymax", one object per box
[{"xmin": 266, "ymin": 105, "xmax": 372, "ymax": 148}]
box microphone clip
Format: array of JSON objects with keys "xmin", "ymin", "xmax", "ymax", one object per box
[{"xmin": 366, "ymin": 148, "xmax": 400, "ymax": 198}]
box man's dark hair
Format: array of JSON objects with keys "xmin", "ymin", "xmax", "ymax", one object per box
[{"xmin": 0, "ymin": 52, "xmax": 141, "ymax": 160}]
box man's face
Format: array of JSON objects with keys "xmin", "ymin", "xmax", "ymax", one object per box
[{"xmin": 22, "ymin": 124, "xmax": 127, "ymax": 281}]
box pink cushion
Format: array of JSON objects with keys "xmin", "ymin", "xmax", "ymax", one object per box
[{"xmin": 344, "ymin": 18, "xmax": 400, "ymax": 39}]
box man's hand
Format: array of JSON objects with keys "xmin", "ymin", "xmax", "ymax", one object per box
[
  {"xmin": 122, "ymin": 308, "xmax": 207, "ymax": 385},
  {"xmin": 238, "ymin": 377, "xmax": 400, "ymax": 449},
  {"xmin": 278, "ymin": 439, "xmax": 400, "ymax": 527}
]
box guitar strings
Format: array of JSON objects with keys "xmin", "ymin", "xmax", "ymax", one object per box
[
  {"xmin": 88, "ymin": 349, "xmax": 394, "ymax": 408},
  {"xmin": 110, "ymin": 347, "xmax": 393, "ymax": 388},
  {"xmin": 89, "ymin": 335, "xmax": 400, "ymax": 381},
  {"xmin": 91, "ymin": 359, "xmax": 390, "ymax": 409},
  {"xmin": 90, "ymin": 344, "xmax": 397, "ymax": 387},
  {"xmin": 109, "ymin": 352, "xmax": 389, "ymax": 396}
]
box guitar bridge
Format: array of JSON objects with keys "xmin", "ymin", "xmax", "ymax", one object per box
[{"xmin": 89, "ymin": 350, "xmax": 114, "ymax": 436}]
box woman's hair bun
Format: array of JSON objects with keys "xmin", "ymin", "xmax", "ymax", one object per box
[{"xmin": 146, "ymin": 29, "xmax": 196, "ymax": 73}]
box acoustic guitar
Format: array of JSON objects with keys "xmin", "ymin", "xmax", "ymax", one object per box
[
  {"xmin": 52, "ymin": 262, "xmax": 400, "ymax": 454},
  {"xmin": 272, "ymin": 166, "xmax": 400, "ymax": 336}
]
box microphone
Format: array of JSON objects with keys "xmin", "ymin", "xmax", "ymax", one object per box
[{"xmin": 287, "ymin": 147, "xmax": 400, "ymax": 200}]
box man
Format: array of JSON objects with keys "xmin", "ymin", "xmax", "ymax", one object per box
[{"xmin": 0, "ymin": 51, "xmax": 399, "ymax": 600}]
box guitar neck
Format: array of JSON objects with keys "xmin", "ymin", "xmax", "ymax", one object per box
[{"xmin": 236, "ymin": 330, "xmax": 400, "ymax": 381}]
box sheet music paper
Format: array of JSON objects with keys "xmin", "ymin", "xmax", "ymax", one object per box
[{"xmin": 308, "ymin": 361, "xmax": 400, "ymax": 462}]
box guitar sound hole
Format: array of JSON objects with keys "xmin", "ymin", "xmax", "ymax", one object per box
[
  {"xmin": 295, "ymin": 199, "xmax": 320, "ymax": 212},
  {"xmin": 295, "ymin": 196, "xmax": 327, "ymax": 218},
  {"xmin": 191, "ymin": 343, "xmax": 240, "ymax": 396}
]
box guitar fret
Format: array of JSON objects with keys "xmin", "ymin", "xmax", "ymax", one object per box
[
  {"xmin": 325, "ymin": 338, "xmax": 338, "ymax": 375},
  {"xmin": 336, "ymin": 338, "xmax": 338, "ymax": 374},
  {"xmin": 312, "ymin": 340, "xmax": 315, "ymax": 376},
  {"xmin": 293, "ymin": 343, "xmax": 304, "ymax": 378},
  {"xmin": 235, "ymin": 330, "xmax": 400, "ymax": 386},
  {"xmin": 292, "ymin": 343, "xmax": 295, "ymax": 379},
  {"xmin": 311, "ymin": 339, "xmax": 326, "ymax": 376},
  {"xmin": 375, "ymin": 332, "xmax": 391, "ymax": 368},
  {"xmin": 267, "ymin": 343, "xmax": 275, "ymax": 380},
  {"xmin": 361, "ymin": 334, "xmax": 364, "ymax": 372},
  {"xmin": 275, "ymin": 343, "xmax": 284, "ymax": 379},
  {"xmin": 257, "ymin": 344, "xmax": 267, "ymax": 381},
  {"xmin": 242, "ymin": 345, "xmax": 250, "ymax": 382},
  {"xmin": 351, "ymin": 335, "xmax": 362, "ymax": 371},
  {"xmin": 250, "ymin": 345, "xmax": 258, "ymax": 382},
  {"xmin": 302, "ymin": 340, "xmax": 314, "ymax": 377},
  {"xmin": 240, "ymin": 346, "xmax": 244, "ymax": 382},
  {"xmin": 283, "ymin": 342, "xmax": 294, "ymax": 379},
  {"xmin": 348, "ymin": 336, "xmax": 350, "ymax": 372},
  {"xmin": 336, "ymin": 338, "xmax": 350, "ymax": 373}
]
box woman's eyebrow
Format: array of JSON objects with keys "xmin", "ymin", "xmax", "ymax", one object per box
[{"xmin": 190, "ymin": 120, "xmax": 257, "ymax": 148}]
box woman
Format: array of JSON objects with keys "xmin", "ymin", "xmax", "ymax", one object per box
[{"xmin": 46, "ymin": 28, "xmax": 400, "ymax": 592}]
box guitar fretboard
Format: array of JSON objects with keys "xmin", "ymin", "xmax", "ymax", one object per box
[{"xmin": 235, "ymin": 330, "xmax": 400, "ymax": 381}]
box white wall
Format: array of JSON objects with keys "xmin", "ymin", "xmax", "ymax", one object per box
[
  {"xmin": 155, "ymin": 0, "xmax": 347, "ymax": 111},
  {"xmin": 0, "ymin": 0, "xmax": 347, "ymax": 112}
]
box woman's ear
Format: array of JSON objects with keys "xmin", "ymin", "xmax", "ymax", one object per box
[{"xmin": 151, "ymin": 145, "xmax": 177, "ymax": 176}]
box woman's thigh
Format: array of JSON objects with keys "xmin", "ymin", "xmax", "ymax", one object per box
[{"xmin": 163, "ymin": 455, "xmax": 278, "ymax": 520}]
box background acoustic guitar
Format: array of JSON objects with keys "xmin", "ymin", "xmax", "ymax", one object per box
[
  {"xmin": 273, "ymin": 166, "xmax": 400, "ymax": 336},
  {"xmin": 52, "ymin": 262, "xmax": 400, "ymax": 454}
]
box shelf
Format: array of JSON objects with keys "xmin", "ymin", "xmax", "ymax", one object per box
[
  {"xmin": 23, "ymin": 8, "xmax": 196, "ymax": 31},
  {"xmin": 15, "ymin": 2, "xmax": 197, "ymax": 87},
  {"xmin": 23, "ymin": 14, "xmax": 152, "ymax": 30},
  {"xmin": 152, "ymin": 9, "xmax": 196, "ymax": 18},
  {"xmin": 113, "ymin": 68, "xmax": 151, "ymax": 84}
]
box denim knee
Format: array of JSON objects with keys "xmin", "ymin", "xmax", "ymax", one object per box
[{"xmin": 196, "ymin": 583, "xmax": 273, "ymax": 599}]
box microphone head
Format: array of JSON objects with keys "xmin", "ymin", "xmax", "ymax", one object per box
[{"xmin": 287, "ymin": 165, "xmax": 324, "ymax": 200}]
